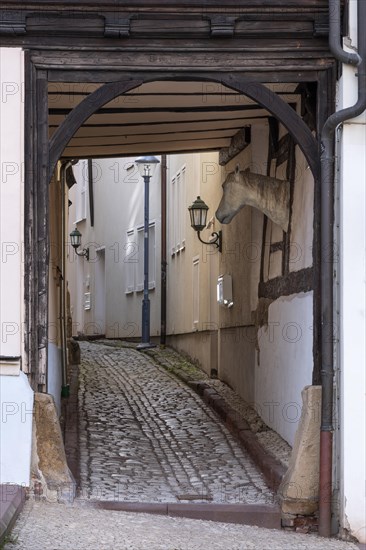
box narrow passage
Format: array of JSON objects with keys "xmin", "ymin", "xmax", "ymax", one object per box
[{"xmin": 78, "ymin": 341, "xmax": 273, "ymax": 504}]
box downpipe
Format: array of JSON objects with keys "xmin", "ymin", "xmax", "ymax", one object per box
[
  {"xmin": 59, "ymin": 160, "xmax": 78, "ymax": 397},
  {"xmin": 60, "ymin": 161, "xmax": 71, "ymax": 397},
  {"xmin": 160, "ymin": 154, "xmax": 167, "ymax": 347},
  {"xmin": 319, "ymin": 0, "xmax": 366, "ymax": 537}
]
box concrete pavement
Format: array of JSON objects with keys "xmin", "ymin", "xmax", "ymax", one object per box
[
  {"xmin": 4, "ymin": 499, "xmax": 359, "ymax": 550},
  {"xmin": 4, "ymin": 341, "xmax": 361, "ymax": 549}
]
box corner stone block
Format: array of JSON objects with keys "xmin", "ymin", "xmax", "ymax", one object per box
[
  {"xmin": 279, "ymin": 385, "xmax": 322, "ymax": 516},
  {"xmin": 32, "ymin": 393, "xmax": 76, "ymax": 504}
]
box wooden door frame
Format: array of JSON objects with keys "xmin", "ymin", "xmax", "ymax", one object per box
[{"xmin": 24, "ymin": 49, "xmax": 334, "ymax": 388}]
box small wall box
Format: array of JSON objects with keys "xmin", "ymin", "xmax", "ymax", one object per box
[
  {"xmin": 217, "ymin": 274, "xmax": 233, "ymax": 308},
  {"xmin": 84, "ymin": 292, "xmax": 91, "ymax": 310}
]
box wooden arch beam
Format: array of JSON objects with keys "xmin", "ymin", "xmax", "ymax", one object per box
[
  {"xmin": 222, "ymin": 75, "xmax": 319, "ymax": 178},
  {"xmin": 48, "ymin": 74, "xmax": 319, "ymax": 181},
  {"xmin": 49, "ymin": 79, "xmax": 144, "ymax": 179}
]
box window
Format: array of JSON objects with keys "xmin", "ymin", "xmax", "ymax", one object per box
[
  {"xmin": 170, "ymin": 175, "xmax": 177, "ymax": 255},
  {"xmin": 75, "ymin": 160, "xmax": 88, "ymax": 222},
  {"xmin": 136, "ymin": 223, "xmax": 156, "ymax": 291},
  {"xmin": 124, "ymin": 230, "xmax": 137, "ymax": 293},
  {"xmin": 192, "ymin": 256, "xmax": 199, "ymax": 328},
  {"xmin": 170, "ymin": 165, "xmax": 186, "ymax": 255},
  {"xmin": 179, "ymin": 167, "xmax": 186, "ymax": 250}
]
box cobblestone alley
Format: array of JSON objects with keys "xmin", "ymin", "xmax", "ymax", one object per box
[{"xmin": 77, "ymin": 341, "xmax": 273, "ymax": 505}]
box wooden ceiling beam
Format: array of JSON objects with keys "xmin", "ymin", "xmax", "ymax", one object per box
[{"xmin": 219, "ymin": 127, "xmax": 251, "ymax": 165}]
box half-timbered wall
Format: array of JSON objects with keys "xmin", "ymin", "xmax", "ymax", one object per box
[{"xmin": 166, "ymin": 118, "xmax": 315, "ymax": 446}]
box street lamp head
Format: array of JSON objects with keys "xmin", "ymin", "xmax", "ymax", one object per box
[
  {"xmin": 135, "ymin": 156, "xmax": 160, "ymax": 178},
  {"xmin": 70, "ymin": 227, "xmax": 82, "ymax": 249},
  {"xmin": 188, "ymin": 196, "xmax": 209, "ymax": 232}
]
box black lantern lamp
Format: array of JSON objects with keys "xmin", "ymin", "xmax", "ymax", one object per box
[
  {"xmin": 135, "ymin": 155, "xmax": 160, "ymax": 178},
  {"xmin": 70, "ymin": 227, "xmax": 89, "ymax": 261},
  {"xmin": 188, "ymin": 196, "xmax": 222, "ymax": 252}
]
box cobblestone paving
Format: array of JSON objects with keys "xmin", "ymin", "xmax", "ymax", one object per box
[
  {"xmin": 5, "ymin": 500, "xmax": 359, "ymax": 550},
  {"xmin": 144, "ymin": 344, "xmax": 292, "ymax": 467},
  {"xmin": 78, "ymin": 341, "xmax": 274, "ymax": 504},
  {"xmin": 206, "ymin": 380, "xmax": 292, "ymax": 468}
]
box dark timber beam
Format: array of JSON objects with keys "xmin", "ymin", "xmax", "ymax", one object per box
[
  {"xmin": 49, "ymin": 79, "xmax": 144, "ymax": 179},
  {"xmin": 258, "ymin": 268, "xmax": 313, "ymax": 300},
  {"xmin": 219, "ymin": 127, "xmax": 251, "ymax": 165},
  {"xmin": 46, "ymin": 70, "xmax": 324, "ymax": 84},
  {"xmin": 49, "ymin": 74, "xmax": 320, "ymax": 181}
]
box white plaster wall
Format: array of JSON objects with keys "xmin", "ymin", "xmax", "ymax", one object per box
[
  {"xmin": 255, "ymin": 291, "xmax": 313, "ymax": 446},
  {"xmin": 338, "ymin": 6, "xmax": 366, "ymax": 538},
  {"xmin": 165, "ymin": 152, "xmax": 221, "ymax": 372},
  {"xmin": 0, "ymin": 48, "xmax": 23, "ymax": 359},
  {"xmin": 47, "ymin": 343, "xmax": 62, "ymax": 416},
  {"xmin": 0, "ymin": 48, "xmax": 34, "ymax": 486},
  {"xmin": 0, "ymin": 372, "xmax": 34, "ymax": 485}
]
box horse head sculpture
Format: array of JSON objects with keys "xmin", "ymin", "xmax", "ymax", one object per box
[{"xmin": 216, "ymin": 165, "xmax": 290, "ymax": 232}]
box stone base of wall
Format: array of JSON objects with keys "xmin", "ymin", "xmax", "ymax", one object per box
[
  {"xmin": 278, "ymin": 385, "xmax": 322, "ymax": 517},
  {"xmin": 30, "ymin": 393, "xmax": 76, "ymax": 504},
  {"xmin": 281, "ymin": 512, "xmax": 319, "ymax": 534},
  {"xmin": 167, "ymin": 331, "xmax": 217, "ymax": 377}
]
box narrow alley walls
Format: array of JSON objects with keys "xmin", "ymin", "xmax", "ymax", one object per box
[
  {"xmin": 217, "ymin": 118, "xmax": 315, "ymax": 446},
  {"xmin": 165, "ymin": 116, "xmax": 315, "ymax": 447},
  {"xmin": 166, "ymin": 152, "xmax": 221, "ymax": 375},
  {"xmin": 66, "ymin": 119, "xmax": 315, "ymax": 449},
  {"xmin": 68, "ymin": 158, "xmax": 162, "ymax": 341}
]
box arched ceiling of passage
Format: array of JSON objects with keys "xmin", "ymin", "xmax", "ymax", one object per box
[{"xmin": 48, "ymin": 80, "xmax": 300, "ymax": 159}]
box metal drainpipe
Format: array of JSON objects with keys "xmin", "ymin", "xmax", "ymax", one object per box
[
  {"xmin": 160, "ymin": 154, "xmax": 167, "ymax": 346},
  {"xmin": 319, "ymin": 0, "xmax": 366, "ymax": 537},
  {"xmin": 60, "ymin": 161, "xmax": 70, "ymax": 396},
  {"xmin": 60, "ymin": 160, "xmax": 78, "ymax": 396}
]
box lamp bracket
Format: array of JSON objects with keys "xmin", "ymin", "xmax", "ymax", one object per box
[
  {"xmin": 75, "ymin": 247, "xmax": 89, "ymax": 261},
  {"xmin": 197, "ymin": 230, "xmax": 222, "ymax": 253}
]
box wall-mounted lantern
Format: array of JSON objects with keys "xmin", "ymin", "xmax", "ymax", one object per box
[
  {"xmin": 70, "ymin": 227, "xmax": 89, "ymax": 261},
  {"xmin": 188, "ymin": 196, "xmax": 222, "ymax": 252}
]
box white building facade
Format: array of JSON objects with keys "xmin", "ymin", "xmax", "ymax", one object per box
[{"xmin": 68, "ymin": 158, "xmax": 162, "ymax": 341}]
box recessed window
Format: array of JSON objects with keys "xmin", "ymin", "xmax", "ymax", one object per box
[
  {"xmin": 170, "ymin": 165, "xmax": 186, "ymax": 256},
  {"xmin": 124, "ymin": 229, "xmax": 137, "ymax": 293},
  {"xmin": 124, "ymin": 219, "xmax": 156, "ymax": 295},
  {"xmin": 192, "ymin": 256, "xmax": 199, "ymax": 328}
]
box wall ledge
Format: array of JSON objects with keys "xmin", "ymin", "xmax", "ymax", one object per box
[{"xmin": 0, "ymin": 357, "xmax": 21, "ymax": 376}]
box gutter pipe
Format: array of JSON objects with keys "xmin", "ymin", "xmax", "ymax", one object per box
[
  {"xmin": 60, "ymin": 159, "xmax": 78, "ymax": 397},
  {"xmin": 60, "ymin": 161, "xmax": 71, "ymax": 396},
  {"xmin": 160, "ymin": 154, "xmax": 167, "ymax": 346},
  {"xmin": 319, "ymin": 0, "xmax": 366, "ymax": 537}
]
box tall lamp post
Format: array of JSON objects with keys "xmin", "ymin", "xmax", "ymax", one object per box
[{"xmin": 135, "ymin": 155, "xmax": 160, "ymax": 350}]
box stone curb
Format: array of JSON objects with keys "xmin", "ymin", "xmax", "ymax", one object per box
[
  {"xmin": 192, "ymin": 381, "xmax": 287, "ymax": 492},
  {"xmin": 92, "ymin": 501, "xmax": 281, "ymax": 529},
  {"xmin": 0, "ymin": 485, "xmax": 26, "ymax": 545},
  {"xmin": 144, "ymin": 349, "xmax": 287, "ymax": 493}
]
